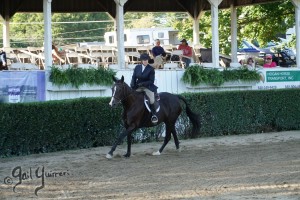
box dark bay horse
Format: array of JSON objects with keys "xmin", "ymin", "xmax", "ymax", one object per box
[{"xmin": 106, "ymin": 76, "xmax": 201, "ymax": 159}]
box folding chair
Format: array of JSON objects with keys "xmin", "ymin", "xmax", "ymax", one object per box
[
  {"xmin": 169, "ymin": 50, "xmax": 185, "ymax": 68},
  {"xmin": 88, "ymin": 45, "xmax": 102, "ymax": 65},
  {"xmin": 66, "ymin": 52, "xmax": 80, "ymax": 65},
  {"xmin": 193, "ymin": 44, "xmax": 202, "ymax": 62},
  {"xmin": 125, "ymin": 52, "xmax": 140, "ymax": 65},
  {"xmin": 100, "ymin": 46, "xmax": 116, "ymax": 65},
  {"xmin": 136, "ymin": 46, "xmax": 150, "ymax": 55},
  {"xmin": 17, "ymin": 53, "xmax": 31, "ymax": 64},
  {"xmin": 75, "ymin": 46, "xmax": 89, "ymax": 63},
  {"xmin": 199, "ymin": 48, "xmax": 212, "ymax": 63}
]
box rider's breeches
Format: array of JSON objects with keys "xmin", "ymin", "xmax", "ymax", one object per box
[{"xmin": 136, "ymin": 87, "xmax": 155, "ymax": 104}]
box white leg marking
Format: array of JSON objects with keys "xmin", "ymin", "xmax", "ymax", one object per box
[
  {"xmin": 109, "ymin": 97, "xmax": 114, "ymax": 106},
  {"xmin": 152, "ymin": 151, "xmax": 161, "ymax": 156},
  {"xmin": 106, "ymin": 154, "xmax": 113, "ymax": 159},
  {"xmin": 177, "ymin": 147, "xmax": 181, "ymax": 153}
]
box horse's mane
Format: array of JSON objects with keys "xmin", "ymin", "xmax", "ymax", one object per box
[{"xmin": 119, "ymin": 79, "xmax": 143, "ymax": 96}]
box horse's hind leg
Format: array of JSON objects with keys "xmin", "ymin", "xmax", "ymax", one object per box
[{"xmin": 153, "ymin": 124, "xmax": 172, "ymax": 156}]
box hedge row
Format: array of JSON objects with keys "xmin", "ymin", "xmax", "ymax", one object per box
[
  {"xmin": 1, "ymin": 89, "xmax": 300, "ymax": 157},
  {"xmin": 0, "ymin": 98, "xmax": 122, "ymax": 157},
  {"xmin": 184, "ymin": 89, "xmax": 300, "ymax": 136}
]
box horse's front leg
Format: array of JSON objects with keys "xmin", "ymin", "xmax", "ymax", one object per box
[{"xmin": 106, "ymin": 127, "xmax": 134, "ymax": 159}]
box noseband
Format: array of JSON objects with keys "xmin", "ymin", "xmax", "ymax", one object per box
[{"xmin": 112, "ymin": 83, "xmax": 133, "ymax": 104}]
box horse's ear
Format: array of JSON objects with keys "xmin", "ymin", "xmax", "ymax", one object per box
[
  {"xmin": 121, "ymin": 75, "xmax": 124, "ymax": 83},
  {"xmin": 112, "ymin": 76, "xmax": 117, "ymax": 82}
]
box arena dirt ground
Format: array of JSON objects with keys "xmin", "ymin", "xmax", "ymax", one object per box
[{"xmin": 0, "ymin": 130, "xmax": 299, "ymax": 200}]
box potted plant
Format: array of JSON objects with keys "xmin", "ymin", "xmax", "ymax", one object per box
[
  {"xmin": 49, "ymin": 66, "xmax": 116, "ymax": 89},
  {"xmin": 181, "ymin": 65, "xmax": 260, "ymax": 88}
]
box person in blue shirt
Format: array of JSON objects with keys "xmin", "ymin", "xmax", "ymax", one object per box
[{"xmin": 151, "ymin": 39, "xmax": 166, "ymax": 69}]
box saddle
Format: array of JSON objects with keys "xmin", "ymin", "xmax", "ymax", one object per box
[{"xmin": 143, "ymin": 93, "xmax": 160, "ymax": 113}]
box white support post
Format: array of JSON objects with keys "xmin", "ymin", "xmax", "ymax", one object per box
[
  {"xmin": 208, "ymin": 0, "xmax": 222, "ymax": 68},
  {"xmin": 3, "ymin": 1, "xmax": 10, "ymax": 47},
  {"xmin": 114, "ymin": 0, "xmax": 128, "ymax": 69},
  {"xmin": 3, "ymin": 16, "xmax": 10, "ymax": 48},
  {"xmin": 230, "ymin": 4, "xmax": 239, "ymax": 66},
  {"xmin": 193, "ymin": 16, "xmax": 200, "ymax": 45},
  {"xmin": 112, "ymin": 16, "xmax": 117, "ymax": 46},
  {"xmin": 292, "ymin": 0, "xmax": 300, "ymax": 68},
  {"xmin": 43, "ymin": 0, "xmax": 52, "ymax": 69}
]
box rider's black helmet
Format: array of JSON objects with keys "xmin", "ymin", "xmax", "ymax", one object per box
[{"xmin": 140, "ymin": 53, "xmax": 150, "ymax": 61}]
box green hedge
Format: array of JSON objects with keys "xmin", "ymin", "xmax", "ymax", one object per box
[
  {"xmin": 184, "ymin": 89, "xmax": 300, "ymax": 136},
  {"xmin": 1, "ymin": 89, "xmax": 300, "ymax": 157},
  {"xmin": 0, "ymin": 98, "xmax": 122, "ymax": 157}
]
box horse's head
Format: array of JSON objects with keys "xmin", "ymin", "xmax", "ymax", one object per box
[{"xmin": 109, "ymin": 75, "xmax": 129, "ymax": 108}]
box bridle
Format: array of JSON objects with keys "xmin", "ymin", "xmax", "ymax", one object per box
[{"xmin": 112, "ymin": 83, "xmax": 134, "ymax": 105}]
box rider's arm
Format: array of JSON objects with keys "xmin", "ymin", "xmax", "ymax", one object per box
[{"xmin": 130, "ymin": 66, "xmax": 138, "ymax": 89}]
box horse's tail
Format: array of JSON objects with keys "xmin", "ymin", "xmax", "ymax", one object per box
[{"xmin": 177, "ymin": 95, "xmax": 201, "ymax": 138}]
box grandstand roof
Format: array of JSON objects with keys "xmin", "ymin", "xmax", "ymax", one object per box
[{"xmin": 0, "ymin": 0, "xmax": 281, "ymax": 19}]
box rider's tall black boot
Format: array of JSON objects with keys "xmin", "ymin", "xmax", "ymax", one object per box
[{"xmin": 150, "ymin": 104, "xmax": 158, "ymax": 124}]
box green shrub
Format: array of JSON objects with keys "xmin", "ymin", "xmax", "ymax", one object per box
[
  {"xmin": 49, "ymin": 66, "xmax": 116, "ymax": 88},
  {"xmin": 182, "ymin": 65, "xmax": 260, "ymax": 86}
]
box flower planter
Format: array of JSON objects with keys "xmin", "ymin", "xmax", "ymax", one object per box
[{"xmin": 47, "ymin": 83, "xmax": 109, "ymax": 91}]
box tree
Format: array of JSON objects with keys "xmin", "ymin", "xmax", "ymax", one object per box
[
  {"xmin": 124, "ymin": 12, "xmax": 166, "ymax": 29},
  {"xmin": 239, "ymin": 1, "xmax": 294, "ymax": 47},
  {"xmin": 9, "ymin": 13, "xmax": 44, "ymax": 47},
  {"xmin": 172, "ymin": 1, "xmax": 295, "ymax": 55},
  {"xmin": 4, "ymin": 12, "xmax": 112, "ymax": 47},
  {"xmin": 52, "ymin": 12, "xmax": 111, "ymax": 45}
]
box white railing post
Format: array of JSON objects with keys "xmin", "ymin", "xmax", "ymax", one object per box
[
  {"xmin": 114, "ymin": 0, "xmax": 128, "ymax": 69},
  {"xmin": 43, "ymin": 0, "xmax": 53, "ymax": 69}
]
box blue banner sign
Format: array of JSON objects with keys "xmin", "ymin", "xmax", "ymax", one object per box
[{"xmin": 0, "ymin": 71, "xmax": 45, "ymax": 103}]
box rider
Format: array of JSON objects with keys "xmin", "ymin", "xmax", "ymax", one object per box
[{"xmin": 130, "ymin": 53, "xmax": 158, "ymax": 123}]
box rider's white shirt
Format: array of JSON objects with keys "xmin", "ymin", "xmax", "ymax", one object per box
[{"xmin": 142, "ymin": 64, "xmax": 146, "ymax": 73}]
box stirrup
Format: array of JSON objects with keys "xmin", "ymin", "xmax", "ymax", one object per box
[{"xmin": 151, "ymin": 115, "xmax": 158, "ymax": 123}]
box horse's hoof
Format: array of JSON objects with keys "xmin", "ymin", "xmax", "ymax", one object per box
[
  {"xmin": 152, "ymin": 151, "xmax": 161, "ymax": 156},
  {"xmin": 177, "ymin": 147, "xmax": 181, "ymax": 152},
  {"xmin": 106, "ymin": 153, "xmax": 113, "ymax": 159},
  {"xmin": 123, "ymin": 154, "xmax": 130, "ymax": 158}
]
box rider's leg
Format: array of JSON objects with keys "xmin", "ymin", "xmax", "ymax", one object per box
[{"xmin": 144, "ymin": 89, "xmax": 158, "ymax": 123}]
